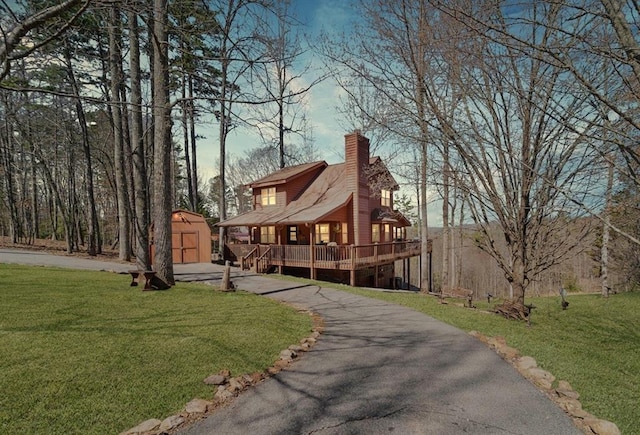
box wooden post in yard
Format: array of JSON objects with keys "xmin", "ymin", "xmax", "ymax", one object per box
[{"xmin": 221, "ymin": 260, "xmax": 232, "ymax": 291}]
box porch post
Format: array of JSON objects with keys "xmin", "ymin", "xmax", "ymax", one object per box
[
  {"xmin": 374, "ymin": 265, "xmax": 379, "ymax": 288},
  {"xmin": 310, "ymin": 224, "xmax": 316, "ymax": 280},
  {"xmin": 254, "ymin": 245, "xmax": 260, "ymax": 274},
  {"xmin": 406, "ymin": 258, "xmax": 410, "ymax": 290},
  {"xmin": 419, "ymin": 254, "xmax": 422, "ymax": 292},
  {"xmin": 350, "ymin": 244, "xmax": 356, "ymax": 286},
  {"xmin": 277, "ymin": 227, "xmax": 283, "ymax": 274}
]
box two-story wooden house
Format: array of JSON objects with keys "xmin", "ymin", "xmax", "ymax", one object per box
[{"xmin": 219, "ymin": 131, "xmax": 423, "ymax": 288}]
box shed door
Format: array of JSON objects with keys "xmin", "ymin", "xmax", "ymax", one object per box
[{"xmin": 172, "ymin": 231, "xmax": 199, "ymax": 263}]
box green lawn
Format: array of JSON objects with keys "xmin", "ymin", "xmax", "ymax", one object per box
[
  {"xmin": 335, "ymin": 283, "xmax": 639, "ymax": 435},
  {"xmin": 0, "ymin": 264, "xmax": 313, "ymax": 434}
]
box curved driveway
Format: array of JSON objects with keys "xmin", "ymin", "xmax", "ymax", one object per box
[{"xmin": 1, "ymin": 250, "xmax": 581, "ymax": 434}]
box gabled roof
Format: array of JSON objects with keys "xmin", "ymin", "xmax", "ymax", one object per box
[
  {"xmin": 368, "ymin": 156, "xmax": 400, "ymax": 191},
  {"xmin": 250, "ymin": 161, "xmax": 327, "ymax": 189},
  {"xmin": 219, "ymin": 163, "xmax": 351, "ymax": 227}
]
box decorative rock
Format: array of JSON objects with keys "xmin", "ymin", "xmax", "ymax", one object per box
[
  {"xmin": 497, "ymin": 344, "xmax": 519, "ymax": 360},
  {"xmin": 305, "ymin": 337, "xmax": 317, "ymax": 345},
  {"xmin": 515, "ymin": 356, "xmax": 537, "ymax": 371},
  {"xmin": 121, "ymin": 418, "xmax": 162, "ymax": 434},
  {"xmin": 267, "ymin": 366, "xmax": 281, "ymax": 375},
  {"xmin": 244, "ymin": 373, "xmax": 261, "ymax": 384},
  {"xmin": 184, "ymin": 398, "xmax": 212, "ymax": 414},
  {"xmin": 274, "ymin": 359, "xmax": 290, "ymax": 369},
  {"xmin": 583, "ymin": 417, "xmax": 621, "ymax": 435},
  {"xmin": 203, "ymin": 374, "xmax": 227, "ymax": 385},
  {"xmin": 556, "ymin": 397, "xmax": 589, "ymax": 417},
  {"xmin": 526, "ymin": 367, "xmax": 555, "ymax": 390},
  {"xmin": 556, "ymin": 380, "xmax": 580, "ymax": 400},
  {"xmin": 227, "ymin": 377, "xmax": 244, "ymax": 392},
  {"xmin": 312, "ymin": 331, "xmax": 320, "ymax": 338},
  {"xmin": 214, "ymin": 388, "xmax": 235, "ymax": 401},
  {"xmin": 301, "ymin": 343, "xmax": 311, "ymax": 351},
  {"xmin": 487, "ymin": 336, "xmax": 506, "ymax": 349},
  {"xmin": 280, "ymin": 349, "xmax": 297, "ymax": 360},
  {"xmin": 288, "ymin": 344, "xmax": 304, "ymax": 352},
  {"xmin": 159, "ymin": 415, "xmax": 185, "ymax": 432}
]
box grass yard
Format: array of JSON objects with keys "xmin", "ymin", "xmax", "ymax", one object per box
[
  {"xmin": 0, "ymin": 264, "xmax": 313, "ymax": 434},
  {"xmin": 339, "ymin": 284, "xmax": 640, "ymax": 435}
]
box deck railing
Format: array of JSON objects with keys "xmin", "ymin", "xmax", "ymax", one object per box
[{"xmin": 227, "ymin": 241, "xmax": 421, "ymax": 272}]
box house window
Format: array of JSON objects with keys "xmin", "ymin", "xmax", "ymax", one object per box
[
  {"xmin": 381, "ymin": 189, "xmax": 391, "ymax": 207},
  {"xmin": 384, "ymin": 224, "xmax": 390, "ymax": 242},
  {"xmin": 261, "ymin": 187, "xmax": 276, "ymax": 206},
  {"xmin": 288, "ymin": 225, "xmax": 297, "ymax": 243},
  {"xmin": 315, "ymin": 223, "xmax": 330, "ymax": 244},
  {"xmin": 372, "ymin": 224, "xmax": 380, "ymax": 243},
  {"xmin": 260, "ymin": 226, "xmax": 276, "ymax": 244},
  {"xmin": 341, "ymin": 223, "xmax": 348, "ymax": 244}
]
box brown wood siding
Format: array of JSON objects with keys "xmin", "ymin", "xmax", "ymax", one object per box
[
  {"xmin": 276, "ymin": 188, "xmax": 287, "ymax": 206},
  {"xmin": 168, "ymin": 210, "xmax": 212, "ymax": 264},
  {"xmin": 369, "ymin": 195, "xmax": 381, "ymax": 212},
  {"xmin": 283, "ymin": 166, "xmax": 325, "ymax": 203},
  {"xmin": 322, "ymin": 206, "xmax": 348, "ymax": 223}
]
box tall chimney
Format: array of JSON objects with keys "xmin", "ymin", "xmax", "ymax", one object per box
[{"xmin": 344, "ymin": 131, "xmax": 371, "ymax": 245}]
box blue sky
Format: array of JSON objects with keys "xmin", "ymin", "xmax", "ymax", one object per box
[{"xmin": 197, "ymin": 0, "xmax": 359, "ymax": 177}]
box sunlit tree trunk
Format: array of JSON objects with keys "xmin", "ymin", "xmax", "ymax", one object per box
[
  {"xmin": 108, "ymin": 4, "xmax": 131, "ymax": 261},
  {"xmin": 129, "ymin": 6, "xmax": 151, "ymax": 270},
  {"xmin": 151, "ymin": 0, "xmax": 174, "ymax": 285}
]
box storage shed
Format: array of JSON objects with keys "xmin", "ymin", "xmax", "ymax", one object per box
[{"xmin": 170, "ymin": 209, "xmax": 212, "ymax": 264}]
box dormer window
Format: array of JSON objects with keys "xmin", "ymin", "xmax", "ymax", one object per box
[
  {"xmin": 261, "ymin": 187, "xmax": 276, "ymax": 206},
  {"xmin": 381, "ymin": 189, "xmax": 391, "ymax": 207}
]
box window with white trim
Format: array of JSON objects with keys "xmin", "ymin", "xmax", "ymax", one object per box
[
  {"xmin": 315, "ymin": 223, "xmax": 330, "ymax": 244},
  {"xmin": 372, "ymin": 224, "xmax": 380, "ymax": 243},
  {"xmin": 261, "ymin": 187, "xmax": 276, "ymax": 206},
  {"xmin": 260, "ymin": 226, "xmax": 276, "ymax": 244},
  {"xmin": 381, "ymin": 189, "xmax": 391, "ymax": 207}
]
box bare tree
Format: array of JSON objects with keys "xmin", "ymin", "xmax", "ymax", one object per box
[
  {"xmin": 323, "ymin": 0, "xmax": 475, "ymax": 292},
  {"xmin": 247, "ymin": 0, "xmax": 323, "ymax": 169},
  {"xmin": 443, "ymin": 2, "xmax": 600, "ymax": 305},
  {"xmin": 0, "ymin": 0, "xmax": 90, "ymax": 80},
  {"xmin": 434, "ymin": 0, "xmax": 640, "ymax": 246}
]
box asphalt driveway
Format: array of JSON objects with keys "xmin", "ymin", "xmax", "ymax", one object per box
[{"xmin": 1, "ymin": 250, "xmax": 581, "ymax": 434}]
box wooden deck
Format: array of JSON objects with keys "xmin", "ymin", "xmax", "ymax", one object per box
[{"xmin": 226, "ymin": 241, "xmax": 422, "ymax": 286}]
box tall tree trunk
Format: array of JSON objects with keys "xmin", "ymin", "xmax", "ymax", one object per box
[
  {"xmin": 129, "ymin": 6, "xmax": 150, "ymax": 270},
  {"xmin": 188, "ymin": 76, "xmax": 198, "ymax": 210},
  {"xmin": 64, "ymin": 45, "xmax": 100, "ymax": 256},
  {"xmin": 108, "ymin": 4, "xmax": 131, "ymax": 261},
  {"xmin": 0, "ymin": 127, "xmax": 20, "ymax": 243},
  {"xmin": 601, "ymin": 157, "xmax": 614, "ymax": 298},
  {"xmin": 30, "ymin": 139, "xmax": 38, "ymax": 240},
  {"xmin": 441, "ymin": 140, "xmax": 450, "ymax": 292},
  {"xmin": 182, "ymin": 75, "xmax": 194, "ymax": 210},
  {"xmin": 152, "ymin": 0, "xmax": 174, "ymax": 285}
]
